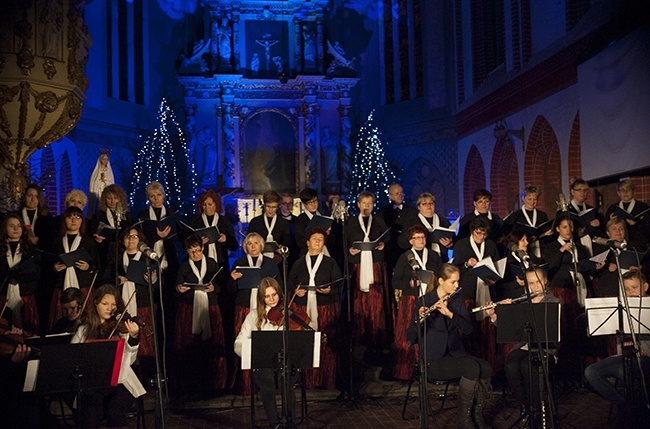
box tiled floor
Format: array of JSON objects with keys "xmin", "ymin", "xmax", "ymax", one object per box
[{"xmin": 116, "ymin": 379, "xmax": 634, "ymax": 429}]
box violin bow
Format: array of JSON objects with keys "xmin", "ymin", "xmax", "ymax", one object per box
[
  {"xmin": 74, "ymin": 270, "xmax": 99, "ymax": 328},
  {"xmin": 0, "ymin": 300, "xmax": 8, "ymax": 322},
  {"xmin": 108, "ymin": 289, "xmax": 137, "ymax": 338}
]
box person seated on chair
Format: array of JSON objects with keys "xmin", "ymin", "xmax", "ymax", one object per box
[
  {"xmin": 486, "ymin": 267, "xmax": 561, "ymax": 424},
  {"xmin": 407, "ymin": 263, "xmax": 493, "ymax": 429},
  {"xmin": 234, "ymin": 277, "xmax": 297, "ymax": 429},
  {"xmin": 50, "ymin": 287, "xmax": 84, "ymax": 334},
  {"xmin": 584, "ymin": 269, "xmax": 650, "ymax": 410}
]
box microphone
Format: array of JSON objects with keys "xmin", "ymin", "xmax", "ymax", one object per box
[
  {"xmin": 332, "ymin": 199, "xmax": 349, "ymax": 222},
  {"xmin": 507, "ymin": 242, "xmax": 531, "ymax": 262},
  {"xmin": 137, "ymin": 241, "xmax": 160, "ymax": 261},
  {"xmin": 406, "ymin": 252, "xmax": 421, "ymax": 271},
  {"xmin": 115, "ymin": 201, "xmax": 123, "ymax": 223},
  {"xmin": 557, "ymin": 193, "xmax": 568, "ymax": 212},
  {"xmin": 592, "ymin": 237, "xmax": 627, "ymax": 250}
]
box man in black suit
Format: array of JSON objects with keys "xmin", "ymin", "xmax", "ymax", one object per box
[{"xmin": 380, "ymin": 184, "xmax": 417, "ymax": 278}]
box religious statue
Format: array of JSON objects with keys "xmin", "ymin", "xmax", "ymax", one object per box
[
  {"xmin": 255, "ymin": 38, "xmax": 279, "ymax": 72},
  {"xmin": 88, "ymin": 149, "xmax": 114, "ymax": 214},
  {"xmin": 198, "ymin": 127, "xmax": 217, "ymax": 183},
  {"xmin": 250, "ymin": 51, "xmax": 260, "ymax": 75},
  {"xmin": 217, "ymin": 17, "xmax": 231, "ymax": 63},
  {"xmin": 321, "ymin": 126, "xmax": 339, "ymax": 184}
]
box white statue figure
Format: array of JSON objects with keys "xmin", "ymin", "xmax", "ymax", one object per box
[
  {"xmin": 88, "ymin": 151, "xmax": 115, "ymax": 214},
  {"xmin": 199, "ymin": 127, "xmax": 217, "ymax": 183},
  {"xmin": 321, "ymin": 126, "xmax": 338, "ymax": 183},
  {"xmin": 250, "ymin": 51, "xmax": 260, "ymax": 75},
  {"xmin": 255, "ymin": 38, "xmax": 279, "ymax": 72},
  {"xmin": 217, "ymin": 17, "xmax": 231, "ymax": 62},
  {"xmin": 272, "ymin": 56, "xmax": 284, "ymax": 74}
]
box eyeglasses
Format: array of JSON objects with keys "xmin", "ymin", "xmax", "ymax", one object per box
[
  {"xmin": 419, "ymin": 202, "xmax": 434, "ymax": 207},
  {"xmin": 573, "ymin": 188, "xmax": 589, "ymax": 193},
  {"xmin": 187, "ymin": 249, "xmax": 203, "ymax": 255},
  {"xmin": 472, "ymin": 230, "xmax": 488, "ymax": 237},
  {"xmin": 281, "ymin": 202, "xmax": 293, "ymax": 206},
  {"xmin": 67, "ymin": 214, "xmax": 82, "ymax": 220},
  {"xmin": 304, "ymin": 199, "xmax": 318, "ymax": 205},
  {"xmin": 126, "ymin": 234, "xmax": 140, "ymax": 240},
  {"xmin": 475, "ymin": 199, "xmax": 491, "ymax": 205},
  {"xmin": 411, "ymin": 235, "xmax": 426, "ymax": 240}
]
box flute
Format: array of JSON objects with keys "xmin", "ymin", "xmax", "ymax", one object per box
[
  {"xmin": 417, "ymin": 287, "xmax": 462, "ymax": 323},
  {"xmin": 471, "ymin": 291, "xmax": 544, "ymax": 313}
]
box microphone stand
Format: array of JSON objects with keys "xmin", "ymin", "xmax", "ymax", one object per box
[
  {"xmin": 413, "ymin": 268, "xmax": 432, "ymax": 429},
  {"xmin": 516, "ymin": 256, "xmax": 557, "ymax": 429},
  {"xmin": 114, "ymin": 208, "xmax": 122, "ymax": 289},
  {"xmin": 610, "ymin": 247, "xmax": 649, "ymax": 417},
  {"xmin": 145, "ymin": 256, "xmax": 167, "ymax": 429},
  {"xmin": 279, "ymin": 246, "xmax": 294, "ymax": 428}
]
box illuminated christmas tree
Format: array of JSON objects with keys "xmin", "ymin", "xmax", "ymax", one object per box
[
  {"xmin": 129, "ymin": 99, "xmax": 197, "ymax": 215},
  {"xmin": 346, "ymin": 110, "xmax": 398, "ymax": 212}
]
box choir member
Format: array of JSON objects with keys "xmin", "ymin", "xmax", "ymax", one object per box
[
  {"xmin": 391, "ymin": 225, "xmax": 442, "ymax": 380},
  {"xmin": 173, "ymin": 235, "xmax": 227, "ymax": 395},
  {"xmin": 398, "ymin": 192, "xmax": 453, "ymax": 262},
  {"xmin": 501, "ymin": 231, "xmax": 543, "ymax": 300},
  {"xmin": 101, "ymin": 227, "xmax": 157, "ymax": 380},
  {"xmin": 294, "ymin": 188, "xmax": 330, "ymax": 256},
  {"xmin": 486, "ymin": 267, "xmax": 560, "ymax": 424},
  {"xmin": 52, "ymin": 189, "xmax": 90, "ymax": 235},
  {"xmin": 189, "ymin": 190, "xmax": 238, "ymax": 272},
  {"xmin": 605, "ymin": 179, "xmax": 650, "ymax": 246},
  {"xmin": 247, "ymin": 190, "xmax": 291, "ymax": 260},
  {"xmin": 288, "ymin": 227, "xmax": 342, "ymax": 389},
  {"xmin": 381, "ymin": 183, "xmax": 418, "ymax": 275},
  {"xmin": 457, "ymin": 189, "xmax": 504, "ymax": 247},
  {"xmin": 229, "ymin": 232, "xmax": 279, "ymax": 394},
  {"xmin": 234, "ymin": 278, "xmax": 296, "ymax": 427},
  {"xmin": 279, "ymin": 193, "xmax": 300, "ymax": 267},
  {"xmin": 71, "ymin": 284, "xmax": 146, "ymax": 428},
  {"xmin": 0, "ymin": 214, "xmax": 41, "ymax": 334},
  {"xmin": 50, "ymin": 206, "xmax": 98, "ymax": 330},
  {"xmin": 565, "ymin": 178, "xmax": 605, "ymax": 242},
  {"xmin": 345, "ymin": 191, "xmax": 392, "ymax": 348},
  {"xmin": 90, "ymin": 184, "xmax": 133, "ymax": 274},
  {"xmin": 407, "ymin": 264, "xmax": 492, "ymax": 429},
  {"xmin": 279, "ymin": 193, "xmax": 296, "ymax": 222},
  {"xmin": 502, "ymin": 185, "xmax": 552, "ymax": 258}
]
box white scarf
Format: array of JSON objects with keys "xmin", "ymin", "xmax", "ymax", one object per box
[
  {"xmin": 247, "ymin": 254, "xmax": 263, "ymax": 309},
  {"xmin": 473, "ymin": 210, "xmax": 493, "ymax": 220},
  {"xmin": 62, "ymin": 235, "xmax": 82, "ymax": 290},
  {"xmin": 305, "ymin": 211, "xmax": 330, "ymax": 256},
  {"xmin": 201, "ymin": 213, "xmax": 219, "ymax": 262},
  {"xmin": 305, "ymin": 253, "xmax": 323, "ymax": 330},
  {"xmin": 6, "ymin": 243, "xmax": 23, "ymax": 311},
  {"xmin": 106, "ymin": 209, "xmax": 116, "ymax": 228},
  {"xmin": 470, "ymin": 236, "xmax": 490, "ymax": 320},
  {"xmin": 418, "ymin": 213, "xmax": 441, "ymax": 255},
  {"xmin": 263, "ymin": 215, "xmax": 277, "ymax": 258},
  {"xmin": 571, "ymin": 201, "xmax": 587, "ymax": 213},
  {"xmin": 619, "ymin": 199, "xmax": 636, "ymax": 214},
  {"xmin": 358, "ymin": 215, "xmax": 374, "ymax": 293},
  {"xmin": 411, "ymin": 248, "xmax": 428, "ymax": 296},
  {"xmin": 21, "ymin": 208, "xmax": 37, "ymax": 231},
  {"xmin": 149, "ymin": 205, "xmax": 169, "ymax": 270},
  {"xmin": 122, "ymin": 251, "xmax": 141, "ymax": 317},
  {"xmin": 557, "ymin": 237, "xmax": 587, "ymax": 306},
  {"xmin": 189, "ymin": 256, "xmax": 211, "ymax": 340},
  {"xmin": 522, "ymin": 208, "xmax": 542, "ymax": 258}
]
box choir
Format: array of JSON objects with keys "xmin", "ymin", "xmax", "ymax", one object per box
[{"xmin": 1, "ymin": 174, "xmax": 649, "ymax": 428}]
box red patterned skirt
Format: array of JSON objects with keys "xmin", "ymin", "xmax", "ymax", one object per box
[
  {"xmin": 0, "ymin": 294, "xmax": 39, "ymax": 335},
  {"xmin": 301, "ymin": 302, "xmax": 339, "ymax": 389},
  {"xmin": 393, "ymin": 294, "xmax": 418, "ymax": 380},
  {"xmin": 232, "ymin": 305, "xmax": 252, "ymax": 395},
  {"xmin": 49, "ymin": 287, "xmax": 91, "ymax": 332},
  {"xmin": 350, "ymin": 262, "xmax": 393, "ymax": 347},
  {"xmin": 173, "ymin": 302, "xmax": 227, "ymax": 392}
]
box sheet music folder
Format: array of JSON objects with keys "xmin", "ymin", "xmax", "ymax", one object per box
[{"xmin": 496, "ymin": 302, "xmax": 561, "ymax": 344}]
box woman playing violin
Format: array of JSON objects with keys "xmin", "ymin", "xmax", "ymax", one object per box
[
  {"xmin": 229, "ymin": 232, "xmax": 279, "ymax": 395},
  {"xmin": 71, "ymin": 284, "xmax": 146, "ymax": 428},
  {"xmin": 288, "ymin": 227, "xmax": 341, "ymax": 389},
  {"xmin": 406, "ymin": 263, "xmax": 492, "ymax": 429},
  {"xmin": 234, "ymin": 277, "xmax": 296, "ymax": 428}
]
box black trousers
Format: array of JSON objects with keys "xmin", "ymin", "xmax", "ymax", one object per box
[
  {"xmin": 253, "ymin": 368, "xmax": 296, "ymax": 426},
  {"xmin": 505, "ymin": 348, "xmax": 555, "ymax": 411},
  {"xmin": 427, "ymin": 354, "xmax": 492, "ymax": 381},
  {"xmin": 80, "ymin": 385, "xmax": 133, "ymax": 428}
]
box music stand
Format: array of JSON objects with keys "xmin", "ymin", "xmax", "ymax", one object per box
[
  {"xmin": 242, "ymin": 330, "xmax": 319, "ymax": 427},
  {"xmin": 497, "ymin": 303, "xmax": 561, "ymax": 429},
  {"xmin": 25, "ymin": 340, "xmax": 123, "ymax": 429}
]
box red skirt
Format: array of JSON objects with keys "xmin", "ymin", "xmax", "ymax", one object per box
[
  {"xmin": 173, "ymin": 302, "xmax": 227, "ymax": 391},
  {"xmin": 392, "ymin": 294, "xmax": 417, "ymax": 380},
  {"xmin": 0, "ymin": 295, "xmax": 39, "ymax": 335},
  {"xmin": 49, "ymin": 287, "xmax": 91, "ymax": 332},
  {"xmin": 232, "ymin": 305, "xmax": 252, "ymax": 395},
  {"xmin": 302, "ymin": 302, "xmax": 339, "ymax": 389},
  {"xmin": 350, "ymin": 262, "xmax": 393, "ymax": 347}
]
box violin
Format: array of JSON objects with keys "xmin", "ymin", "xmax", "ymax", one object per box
[
  {"xmin": 0, "ymin": 318, "xmax": 40, "ymax": 358},
  {"xmin": 267, "ymin": 300, "xmax": 313, "ymax": 331},
  {"xmin": 100, "ymin": 310, "xmax": 146, "ymax": 339}
]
